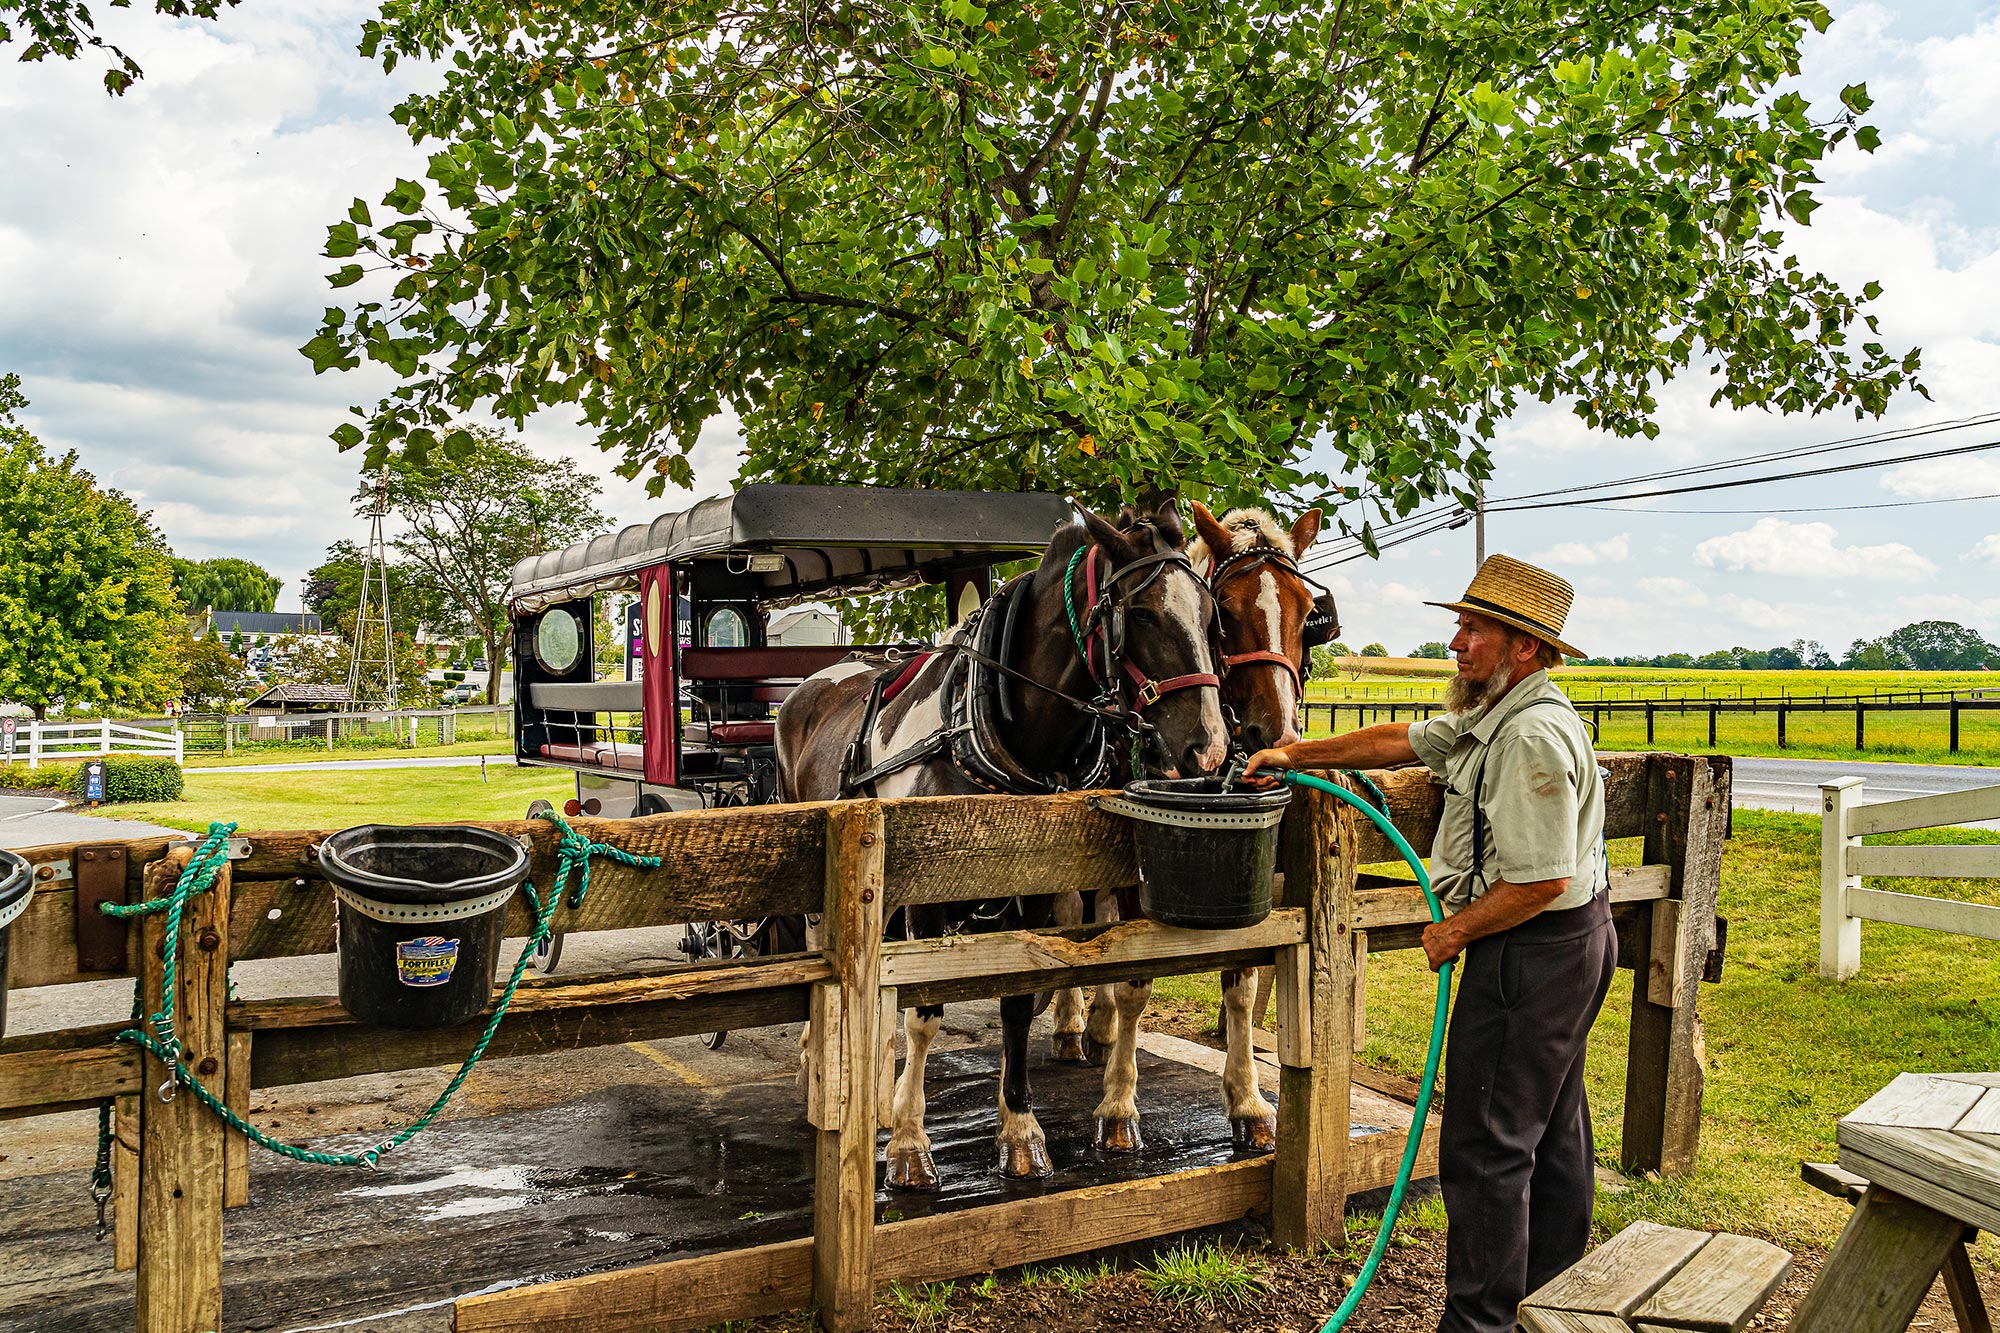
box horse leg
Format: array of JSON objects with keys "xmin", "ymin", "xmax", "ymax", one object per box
[
  {"xmin": 996, "ymin": 991, "xmax": 1054, "ymax": 1178},
  {"xmin": 1092, "ymin": 978, "xmax": 1154, "ymax": 1153},
  {"xmin": 1049, "ymin": 892, "xmax": 1088, "ymax": 1063},
  {"xmin": 1220, "ymin": 966, "xmax": 1277, "ymax": 1151},
  {"xmin": 1082, "ymin": 889, "xmax": 1122, "ymax": 1066},
  {"xmin": 885, "ymin": 1002, "xmax": 944, "ymax": 1189}
]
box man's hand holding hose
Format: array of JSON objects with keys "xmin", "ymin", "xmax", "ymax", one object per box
[{"xmin": 1238, "ymin": 720, "xmax": 1420, "ymax": 786}]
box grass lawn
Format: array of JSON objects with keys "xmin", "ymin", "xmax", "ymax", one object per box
[
  {"xmin": 83, "ymin": 762, "xmax": 575, "ymax": 832},
  {"xmin": 1157, "ymin": 808, "xmax": 2000, "ymax": 1251},
  {"xmin": 184, "ymin": 738, "xmax": 513, "ymax": 768}
]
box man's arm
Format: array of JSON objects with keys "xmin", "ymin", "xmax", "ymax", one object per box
[
  {"xmin": 1242, "ymin": 721, "xmax": 1417, "ymax": 779},
  {"xmin": 1419, "ymin": 876, "xmax": 1568, "ymax": 971}
]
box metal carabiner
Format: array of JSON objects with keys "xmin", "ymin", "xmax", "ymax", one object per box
[
  {"xmin": 92, "ymin": 1183, "xmax": 112, "ymax": 1241},
  {"xmin": 156, "ymin": 1074, "xmax": 178, "ymax": 1104}
]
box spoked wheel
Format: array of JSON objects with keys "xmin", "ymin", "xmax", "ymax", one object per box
[
  {"xmin": 679, "ymin": 920, "xmax": 767, "ymax": 1049},
  {"xmin": 525, "ymin": 799, "xmax": 565, "ymax": 974}
]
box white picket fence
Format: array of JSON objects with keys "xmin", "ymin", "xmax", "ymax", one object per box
[
  {"xmin": 1820, "ymin": 776, "xmax": 2000, "ymax": 979},
  {"xmin": 0, "ymin": 718, "xmax": 183, "ymax": 770}
]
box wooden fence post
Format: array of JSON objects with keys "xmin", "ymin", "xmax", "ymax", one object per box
[
  {"xmin": 812, "ymin": 801, "xmax": 886, "ymax": 1333},
  {"xmin": 113, "ymin": 1092, "xmax": 140, "ymax": 1271},
  {"xmin": 1645, "ymin": 703, "xmax": 1655, "ymax": 745},
  {"xmin": 1273, "ymin": 777, "xmax": 1358, "ymax": 1248},
  {"xmin": 1818, "ymin": 777, "xmax": 1864, "ymax": 981},
  {"xmin": 1855, "ymin": 702, "xmax": 1865, "ymax": 751},
  {"xmin": 136, "ymin": 847, "xmax": 230, "ymax": 1333},
  {"xmin": 1777, "ymin": 704, "xmax": 1787, "ymax": 750},
  {"xmin": 1950, "ymin": 704, "xmax": 1961, "ymax": 754},
  {"xmin": 1621, "ymin": 755, "xmax": 1727, "ymax": 1177}
]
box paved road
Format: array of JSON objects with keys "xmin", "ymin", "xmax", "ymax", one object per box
[
  {"xmin": 186, "ymin": 755, "xmax": 497, "ymax": 774},
  {"xmin": 0, "ymin": 792, "xmax": 187, "ymax": 849},
  {"xmin": 1731, "ymin": 756, "xmax": 2000, "ymax": 827}
]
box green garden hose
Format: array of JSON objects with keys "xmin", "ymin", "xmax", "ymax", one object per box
[{"xmin": 1277, "ymin": 769, "xmax": 1453, "ymax": 1333}]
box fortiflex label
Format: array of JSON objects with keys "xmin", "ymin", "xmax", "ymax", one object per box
[{"xmin": 395, "ymin": 936, "xmax": 461, "ymax": 987}]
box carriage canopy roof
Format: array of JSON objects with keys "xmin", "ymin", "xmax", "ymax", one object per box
[{"xmin": 508, "ymin": 484, "xmax": 1073, "ymax": 611}]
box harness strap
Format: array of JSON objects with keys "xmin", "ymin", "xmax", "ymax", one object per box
[
  {"xmin": 1222, "ymin": 648, "xmax": 1304, "ymax": 691},
  {"xmin": 1122, "ymin": 658, "xmax": 1222, "ymax": 708}
]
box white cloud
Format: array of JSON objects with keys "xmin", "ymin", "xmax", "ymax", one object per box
[
  {"xmin": 1635, "ymin": 576, "xmax": 1709, "ymax": 609},
  {"xmin": 1968, "ymin": 535, "xmax": 2000, "ymax": 565},
  {"xmin": 1691, "ymin": 518, "xmax": 1937, "ymax": 582},
  {"xmin": 1530, "ymin": 534, "xmax": 1629, "ymax": 566}
]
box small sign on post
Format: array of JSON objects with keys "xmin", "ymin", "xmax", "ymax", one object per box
[
  {"xmin": 84, "ymin": 759, "xmax": 106, "ymax": 807},
  {"xmin": 1, "ymin": 718, "xmax": 15, "ymax": 760}
]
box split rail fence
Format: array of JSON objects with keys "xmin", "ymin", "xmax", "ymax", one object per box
[
  {"xmin": 1818, "ymin": 776, "xmax": 2000, "ymax": 980},
  {"xmin": 0, "ymin": 751, "xmax": 1729, "ymax": 1333}
]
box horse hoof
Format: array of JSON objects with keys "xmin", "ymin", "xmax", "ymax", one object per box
[
  {"xmin": 1083, "ymin": 1034, "xmax": 1114, "ymax": 1067},
  {"xmin": 998, "ymin": 1138, "xmax": 1053, "ymax": 1178},
  {"xmin": 1096, "ymin": 1115, "xmax": 1144, "ymax": 1154},
  {"xmin": 1051, "ymin": 1033, "xmax": 1088, "ymax": 1063},
  {"xmin": 885, "ymin": 1146, "xmax": 940, "ymax": 1191},
  {"xmin": 1230, "ymin": 1113, "xmax": 1277, "ymax": 1153}
]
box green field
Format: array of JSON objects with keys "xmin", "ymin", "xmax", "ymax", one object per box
[
  {"xmin": 1305, "ymin": 666, "xmax": 2000, "ymax": 762},
  {"xmin": 84, "ymin": 763, "xmax": 573, "ymax": 832}
]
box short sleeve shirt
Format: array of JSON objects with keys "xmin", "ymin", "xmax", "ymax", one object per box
[{"xmin": 1404, "ymin": 670, "xmax": 1606, "ymax": 913}]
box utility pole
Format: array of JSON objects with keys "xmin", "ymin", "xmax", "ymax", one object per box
[
  {"xmin": 1473, "ymin": 480, "xmax": 1486, "ymax": 570},
  {"xmin": 346, "ymin": 468, "xmax": 399, "ymax": 710}
]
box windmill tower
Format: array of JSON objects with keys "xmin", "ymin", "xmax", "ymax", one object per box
[{"xmin": 346, "ymin": 468, "xmax": 399, "ymax": 709}]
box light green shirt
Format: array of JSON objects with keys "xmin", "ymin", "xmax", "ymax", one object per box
[{"xmin": 1405, "ymin": 669, "xmax": 1607, "ymax": 913}]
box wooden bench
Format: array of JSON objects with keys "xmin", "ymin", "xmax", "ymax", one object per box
[
  {"xmin": 1519, "ymin": 1219, "xmax": 1791, "ymax": 1332},
  {"xmin": 1801, "ymin": 1161, "xmax": 1992, "ymax": 1333}
]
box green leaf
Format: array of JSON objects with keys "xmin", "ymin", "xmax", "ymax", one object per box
[
  {"xmin": 331, "ymin": 422, "xmax": 364, "ymax": 449},
  {"xmin": 328, "ymin": 264, "xmax": 366, "ymax": 288},
  {"xmin": 1840, "ymin": 83, "xmax": 1873, "ymax": 115},
  {"xmin": 348, "ymin": 199, "xmax": 372, "ymax": 226},
  {"xmin": 383, "ymin": 178, "xmax": 427, "ymax": 214},
  {"xmin": 1855, "ymin": 125, "xmax": 1880, "ymax": 152},
  {"xmin": 324, "ymin": 221, "xmax": 360, "ymax": 259},
  {"xmin": 928, "ymin": 46, "xmax": 957, "ymax": 67}
]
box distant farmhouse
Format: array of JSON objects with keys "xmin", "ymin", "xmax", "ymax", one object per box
[
  {"xmin": 768, "ymin": 607, "xmax": 844, "ymax": 646},
  {"xmin": 190, "ymin": 609, "xmax": 324, "ymax": 640}
]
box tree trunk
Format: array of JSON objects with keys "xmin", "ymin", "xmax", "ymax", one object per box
[{"xmin": 485, "ymin": 635, "xmax": 502, "ymax": 707}]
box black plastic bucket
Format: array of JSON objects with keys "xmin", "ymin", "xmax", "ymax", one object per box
[
  {"xmin": 321, "ymin": 825, "xmax": 530, "ymax": 1029},
  {"xmin": 1103, "ymin": 778, "xmax": 1291, "ymax": 929},
  {"xmin": 0, "ymin": 850, "xmax": 31, "ymax": 1039}
]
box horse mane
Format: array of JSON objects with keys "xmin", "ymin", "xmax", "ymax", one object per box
[{"xmin": 1188, "ymin": 507, "xmax": 1293, "ymax": 568}]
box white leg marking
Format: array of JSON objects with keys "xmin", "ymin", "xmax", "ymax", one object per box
[
  {"xmin": 1084, "ymin": 891, "xmax": 1122, "ymax": 1051},
  {"xmin": 888, "ymin": 1008, "xmax": 940, "ymax": 1160},
  {"xmin": 1093, "ymin": 979, "xmax": 1154, "ymax": 1131},
  {"xmin": 1051, "ymin": 892, "xmax": 1086, "ymax": 1049},
  {"xmin": 1221, "ymin": 973, "xmax": 1276, "ymax": 1126}
]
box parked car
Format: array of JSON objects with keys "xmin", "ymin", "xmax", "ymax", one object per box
[{"xmin": 441, "ymin": 684, "xmax": 483, "ymax": 706}]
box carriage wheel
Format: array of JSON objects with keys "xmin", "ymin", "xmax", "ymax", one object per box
[
  {"xmin": 525, "ymin": 799, "xmax": 565, "ymax": 974},
  {"xmin": 678, "ymin": 919, "xmax": 767, "ymax": 1049}
]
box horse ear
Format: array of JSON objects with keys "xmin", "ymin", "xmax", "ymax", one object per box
[
  {"xmin": 1188, "ymin": 500, "xmax": 1233, "ymax": 558},
  {"xmin": 1149, "ymin": 498, "xmax": 1187, "ymax": 549},
  {"xmin": 1290, "ymin": 507, "xmax": 1324, "ymax": 556},
  {"xmin": 1080, "ymin": 509, "xmax": 1136, "ymax": 559}
]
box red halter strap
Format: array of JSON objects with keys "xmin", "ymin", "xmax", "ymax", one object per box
[
  {"xmin": 1122, "ymin": 657, "xmax": 1222, "ymax": 709},
  {"xmin": 1222, "ymin": 648, "xmax": 1303, "ymax": 692}
]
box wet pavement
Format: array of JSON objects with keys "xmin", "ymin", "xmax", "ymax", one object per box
[{"xmin": 1, "ymin": 1046, "xmax": 1277, "ymax": 1332}]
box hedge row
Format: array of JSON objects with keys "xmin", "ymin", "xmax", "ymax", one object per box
[{"xmin": 0, "ymin": 760, "xmax": 79, "ymax": 792}]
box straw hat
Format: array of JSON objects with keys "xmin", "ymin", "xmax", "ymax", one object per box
[{"xmin": 1426, "ymin": 554, "xmax": 1583, "ymax": 659}]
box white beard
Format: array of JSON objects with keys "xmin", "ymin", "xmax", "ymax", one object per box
[{"xmin": 1445, "ymin": 666, "xmax": 1514, "ymax": 718}]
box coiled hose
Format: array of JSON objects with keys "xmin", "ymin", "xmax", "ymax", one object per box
[{"xmin": 1277, "ymin": 769, "xmax": 1453, "ymax": 1333}]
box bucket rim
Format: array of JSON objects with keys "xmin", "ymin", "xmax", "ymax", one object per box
[
  {"xmin": 0, "ymin": 849, "xmax": 30, "ymax": 911},
  {"xmin": 1117, "ymin": 777, "xmax": 1293, "ymax": 812},
  {"xmin": 319, "ymin": 824, "xmax": 531, "ymax": 904}
]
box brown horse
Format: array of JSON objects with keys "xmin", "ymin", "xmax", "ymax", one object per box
[{"xmin": 777, "ymin": 500, "xmax": 1228, "ymax": 1186}]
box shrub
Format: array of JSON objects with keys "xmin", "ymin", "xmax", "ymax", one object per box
[
  {"xmin": 73, "ymin": 756, "xmax": 184, "ymax": 803},
  {"xmin": 0, "ymin": 759, "xmax": 79, "ymax": 792}
]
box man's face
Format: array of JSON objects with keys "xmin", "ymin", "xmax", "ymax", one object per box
[{"xmin": 1448, "ymin": 611, "xmax": 1514, "ymax": 686}]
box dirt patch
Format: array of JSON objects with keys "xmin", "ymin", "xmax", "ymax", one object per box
[{"xmin": 726, "ymin": 1221, "xmax": 1995, "ymax": 1333}]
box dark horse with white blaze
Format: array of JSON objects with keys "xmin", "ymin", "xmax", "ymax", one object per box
[
  {"xmin": 776, "ymin": 500, "xmax": 1229, "ymax": 1185},
  {"xmin": 1048, "ymin": 500, "xmax": 1332, "ymax": 1153}
]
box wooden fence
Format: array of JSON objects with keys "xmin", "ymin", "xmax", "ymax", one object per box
[
  {"xmin": 1818, "ymin": 777, "xmax": 2000, "ymax": 980},
  {"xmin": 0, "ymin": 751, "xmax": 1729, "ymax": 1333},
  {"xmin": 1, "ymin": 718, "xmax": 183, "ymax": 769}
]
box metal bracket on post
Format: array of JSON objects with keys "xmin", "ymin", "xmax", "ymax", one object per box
[{"xmin": 74, "ymin": 844, "xmax": 131, "ymax": 973}]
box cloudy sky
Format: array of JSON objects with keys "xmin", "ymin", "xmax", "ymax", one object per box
[{"xmin": 3, "ymin": 1, "xmax": 1998, "ymax": 659}]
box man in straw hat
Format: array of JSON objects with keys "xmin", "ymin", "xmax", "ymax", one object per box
[{"xmin": 1245, "ymin": 555, "xmax": 1612, "ymax": 1333}]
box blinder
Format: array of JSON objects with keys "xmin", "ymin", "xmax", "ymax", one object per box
[{"xmin": 1301, "ymin": 592, "xmax": 1342, "ymax": 648}]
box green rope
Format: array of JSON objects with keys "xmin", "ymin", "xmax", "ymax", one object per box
[
  {"xmin": 98, "ymin": 812, "xmax": 662, "ymax": 1177},
  {"xmin": 1341, "ymin": 768, "xmax": 1390, "ymax": 816},
  {"xmin": 1060, "ymin": 546, "xmax": 1093, "ymax": 675}
]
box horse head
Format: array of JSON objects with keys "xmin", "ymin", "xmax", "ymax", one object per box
[
  {"xmin": 1059, "ymin": 500, "xmax": 1229, "ymax": 778},
  {"xmin": 1188, "ymin": 501, "xmax": 1327, "ymax": 753}
]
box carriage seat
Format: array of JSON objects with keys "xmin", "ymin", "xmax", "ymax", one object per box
[
  {"xmin": 707, "ymin": 722, "xmax": 777, "ymax": 745},
  {"xmin": 537, "ymin": 742, "xmax": 645, "ymax": 772}
]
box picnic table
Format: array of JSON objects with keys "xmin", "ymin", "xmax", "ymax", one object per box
[{"xmin": 1789, "ymin": 1071, "xmax": 1999, "ymax": 1333}]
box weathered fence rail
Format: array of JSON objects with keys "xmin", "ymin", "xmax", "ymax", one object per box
[
  {"xmin": 1, "ymin": 750, "xmax": 1729, "ymax": 1333},
  {"xmin": 1818, "ymin": 776, "xmax": 2000, "ymax": 980}
]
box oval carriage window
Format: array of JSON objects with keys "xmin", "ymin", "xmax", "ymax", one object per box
[
  {"xmin": 706, "ymin": 606, "xmax": 748, "ymax": 648},
  {"xmin": 535, "ymin": 607, "xmax": 583, "ymax": 672},
  {"xmin": 644, "ymin": 582, "xmax": 663, "ymax": 659}
]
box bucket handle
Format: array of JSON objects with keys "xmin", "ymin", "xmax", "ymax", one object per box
[{"xmin": 1091, "ymin": 795, "xmax": 1288, "ymax": 831}]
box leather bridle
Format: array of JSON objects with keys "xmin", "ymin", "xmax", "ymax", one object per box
[
  {"xmin": 1204, "ymin": 544, "xmax": 1339, "ymax": 694},
  {"xmin": 1069, "ymin": 545, "xmax": 1223, "ymax": 717}
]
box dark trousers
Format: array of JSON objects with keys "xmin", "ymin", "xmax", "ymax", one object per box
[{"xmin": 1437, "ymin": 893, "xmax": 1618, "ymax": 1333}]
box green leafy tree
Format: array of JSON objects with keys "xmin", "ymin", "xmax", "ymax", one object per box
[
  {"xmin": 1, "ymin": 0, "xmax": 240, "ymax": 95},
  {"xmin": 278, "ymin": 632, "xmax": 441, "ymax": 708},
  {"xmin": 0, "ymin": 375, "xmax": 183, "ymax": 718},
  {"xmin": 172, "ymin": 557, "xmax": 282, "ymax": 615},
  {"xmin": 372, "ymin": 426, "xmax": 609, "ymax": 702},
  {"xmin": 1359, "ymin": 643, "xmax": 1389, "ymax": 658},
  {"xmin": 1878, "ymin": 621, "xmax": 1997, "ymax": 671},
  {"xmin": 1841, "ymin": 637, "xmax": 1906, "ymax": 671},
  {"xmin": 309, "ymin": 0, "xmax": 1916, "ymax": 539},
  {"xmin": 1410, "ymin": 641, "xmax": 1450, "ymax": 660},
  {"xmin": 226, "ymin": 627, "xmax": 244, "ymax": 657},
  {"xmin": 176, "ymin": 631, "xmax": 249, "ymax": 709}
]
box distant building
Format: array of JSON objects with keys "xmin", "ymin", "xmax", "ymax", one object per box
[
  {"xmin": 768, "ymin": 607, "xmax": 844, "ymax": 646},
  {"xmin": 245, "ymin": 683, "xmax": 349, "ymax": 715},
  {"xmin": 192, "ymin": 609, "xmax": 324, "ymax": 640}
]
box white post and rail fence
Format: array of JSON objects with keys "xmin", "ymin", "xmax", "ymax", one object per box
[
  {"xmin": 1819, "ymin": 776, "xmax": 2000, "ymax": 979},
  {"xmin": 0, "ymin": 718, "xmax": 184, "ymax": 770}
]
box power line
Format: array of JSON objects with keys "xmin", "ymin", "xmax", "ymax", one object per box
[{"xmin": 1574, "ymin": 491, "xmax": 2000, "ymax": 516}]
